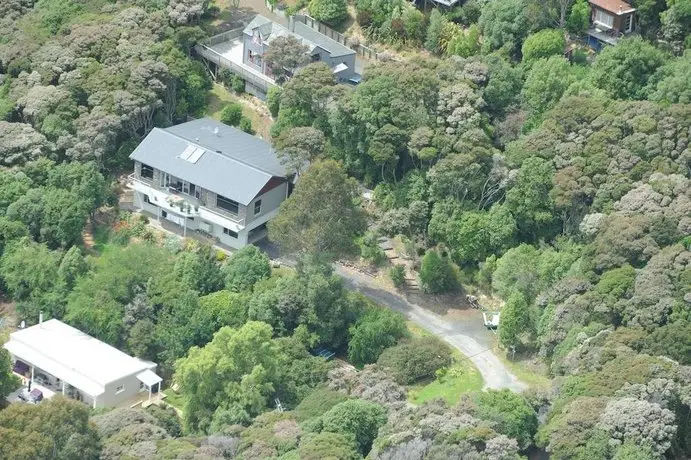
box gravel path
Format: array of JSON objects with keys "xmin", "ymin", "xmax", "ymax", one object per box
[{"xmin": 334, "ymin": 265, "xmax": 527, "ymax": 392}]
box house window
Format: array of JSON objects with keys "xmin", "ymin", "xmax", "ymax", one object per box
[
  {"xmin": 624, "ymin": 14, "xmax": 632, "ymax": 32},
  {"xmin": 217, "ymin": 195, "xmax": 239, "ymax": 214},
  {"xmin": 223, "ymin": 227, "xmax": 238, "ymax": 238},
  {"xmin": 143, "ymin": 194, "xmax": 151, "ymax": 204},
  {"xmin": 140, "ymin": 163, "xmax": 154, "ymax": 179},
  {"xmin": 594, "ymin": 9, "xmax": 614, "ymax": 28},
  {"xmin": 115, "ymin": 385, "xmax": 125, "ymax": 395},
  {"xmin": 254, "ymin": 200, "xmax": 262, "ymax": 215}
]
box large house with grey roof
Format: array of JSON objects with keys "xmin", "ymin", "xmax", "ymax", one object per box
[
  {"xmin": 242, "ymin": 15, "xmax": 357, "ymax": 83},
  {"xmin": 129, "ymin": 118, "xmax": 289, "ymax": 249}
]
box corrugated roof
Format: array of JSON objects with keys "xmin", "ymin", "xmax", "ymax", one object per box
[
  {"xmin": 292, "ymin": 22, "xmax": 355, "ymax": 58},
  {"xmin": 589, "ymin": 0, "xmax": 636, "ymax": 14},
  {"xmin": 130, "ymin": 118, "xmax": 286, "ymax": 206},
  {"xmin": 4, "ymin": 320, "xmax": 158, "ymax": 396}
]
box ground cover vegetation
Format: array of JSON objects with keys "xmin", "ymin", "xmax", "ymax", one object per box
[{"xmin": 0, "ymin": 0, "xmax": 689, "ymax": 459}]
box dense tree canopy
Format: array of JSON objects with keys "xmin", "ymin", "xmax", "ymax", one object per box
[{"xmin": 268, "ymin": 160, "xmax": 367, "ymax": 259}]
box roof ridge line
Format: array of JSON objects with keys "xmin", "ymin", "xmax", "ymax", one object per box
[{"xmin": 161, "ymin": 125, "xmax": 277, "ymax": 178}]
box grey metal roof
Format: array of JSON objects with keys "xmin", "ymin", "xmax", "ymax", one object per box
[
  {"xmin": 130, "ymin": 118, "xmax": 287, "ymax": 206},
  {"xmin": 243, "ymin": 15, "xmax": 272, "ymax": 36},
  {"xmin": 292, "ymin": 22, "xmax": 355, "ymax": 58},
  {"xmin": 242, "ymin": 15, "xmax": 354, "ymax": 58}
]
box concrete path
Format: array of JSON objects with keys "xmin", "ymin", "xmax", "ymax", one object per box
[{"xmin": 334, "ymin": 265, "xmax": 527, "ymax": 392}]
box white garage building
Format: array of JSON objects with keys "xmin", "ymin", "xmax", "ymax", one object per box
[{"xmin": 3, "ymin": 318, "xmax": 162, "ymax": 408}]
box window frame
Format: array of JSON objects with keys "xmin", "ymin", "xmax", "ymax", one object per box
[
  {"xmin": 140, "ymin": 163, "xmax": 154, "ymax": 180},
  {"xmin": 223, "ymin": 227, "xmax": 238, "ymax": 238},
  {"xmin": 594, "ymin": 9, "xmax": 614, "ymax": 28},
  {"xmin": 254, "ymin": 199, "xmax": 262, "ymax": 215},
  {"xmin": 623, "ymin": 14, "xmax": 632, "ymax": 32},
  {"xmin": 115, "ymin": 385, "xmax": 125, "ymax": 395},
  {"xmin": 217, "ymin": 195, "xmax": 240, "ymax": 215}
]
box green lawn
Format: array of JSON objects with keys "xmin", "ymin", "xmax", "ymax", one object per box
[
  {"xmin": 496, "ymin": 347, "xmax": 552, "ymax": 391},
  {"xmin": 409, "ymin": 362, "xmax": 484, "ymax": 405},
  {"xmin": 205, "ymin": 83, "xmax": 272, "ymax": 139},
  {"xmin": 163, "ymin": 389, "xmax": 186, "ymax": 413},
  {"xmin": 406, "ymin": 321, "xmax": 484, "ymax": 404}
]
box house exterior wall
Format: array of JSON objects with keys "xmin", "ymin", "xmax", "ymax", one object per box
[
  {"xmin": 132, "ymin": 162, "xmax": 284, "ymax": 249},
  {"xmin": 591, "ymin": 6, "xmax": 634, "ymax": 33},
  {"xmin": 7, "ymin": 352, "xmax": 156, "ymax": 408},
  {"xmin": 245, "ymin": 181, "xmax": 288, "ymax": 226},
  {"xmin": 243, "ymin": 33, "xmax": 265, "ymax": 72},
  {"xmin": 101, "ymin": 373, "xmax": 150, "ymax": 407}
]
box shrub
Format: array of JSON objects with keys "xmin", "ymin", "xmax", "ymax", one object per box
[
  {"xmin": 348, "ymin": 307, "xmax": 408, "ymax": 366},
  {"xmin": 472, "ymin": 389, "xmax": 538, "ymax": 449},
  {"xmin": 230, "ymin": 75, "xmax": 245, "ymax": 93},
  {"xmin": 293, "ymin": 388, "xmax": 349, "ymax": 422},
  {"xmin": 389, "ymin": 264, "xmax": 406, "ymax": 288},
  {"xmin": 360, "ymin": 233, "xmax": 386, "ymax": 266},
  {"xmin": 308, "ymin": 0, "xmax": 348, "ymax": 26},
  {"xmin": 419, "ymin": 250, "xmax": 458, "ymax": 294},
  {"xmin": 239, "ymin": 116, "xmax": 255, "ymax": 134},
  {"xmin": 220, "ymin": 103, "xmax": 243, "ymax": 126},
  {"xmin": 222, "ymin": 245, "xmax": 271, "ymax": 292},
  {"xmin": 376, "ymin": 336, "xmax": 453, "ymax": 384},
  {"xmin": 219, "ymin": 68, "xmax": 234, "ymax": 87},
  {"xmin": 521, "ymin": 29, "xmax": 566, "ymax": 63},
  {"xmin": 298, "ymin": 432, "xmax": 360, "ymax": 460},
  {"xmin": 267, "ymin": 86, "xmax": 282, "ymax": 117},
  {"xmin": 321, "ymin": 399, "xmax": 387, "ymax": 454}
]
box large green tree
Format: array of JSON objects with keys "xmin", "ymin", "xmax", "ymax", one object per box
[
  {"xmin": 478, "ymin": 0, "xmax": 531, "ymax": 55},
  {"xmin": 175, "ymin": 321, "xmax": 282, "ymax": 432},
  {"xmin": 321, "ymin": 399, "xmax": 388, "ymax": 454},
  {"xmin": 268, "ymin": 160, "xmax": 366, "ymax": 259},
  {"xmin": 590, "ymin": 37, "xmax": 667, "ymax": 100},
  {"xmin": 309, "ymin": 0, "xmax": 348, "ymax": 25},
  {"xmin": 348, "ymin": 306, "xmax": 407, "ymax": 366}
]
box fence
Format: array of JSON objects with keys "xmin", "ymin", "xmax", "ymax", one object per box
[
  {"xmin": 291, "ymin": 14, "xmax": 381, "ymax": 61},
  {"xmin": 205, "ymin": 27, "xmax": 244, "ymax": 47},
  {"xmin": 194, "ymin": 44, "xmax": 277, "ymax": 93}
]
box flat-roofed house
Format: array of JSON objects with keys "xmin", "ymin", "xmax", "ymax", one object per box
[
  {"xmin": 4, "ymin": 319, "xmax": 163, "ymax": 408},
  {"xmin": 129, "ymin": 118, "xmax": 290, "ymax": 249},
  {"xmin": 587, "ymin": 0, "xmax": 637, "ymax": 49}
]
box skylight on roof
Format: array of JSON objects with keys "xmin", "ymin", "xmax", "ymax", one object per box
[
  {"xmin": 180, "ymin": 144, "xmax": 196, "ymax": 161},
  {"xmin": 188, "ymin": 147, "xmax": 206, "ymax": 164}
]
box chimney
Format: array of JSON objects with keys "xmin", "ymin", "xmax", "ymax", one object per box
[
  {"xmin": 39, "ymin": 311, "xmax": 43, "ymax": 325},
  {"xmin": 619, "ymin": 4, "xmax": 623, "ymax": 12}
]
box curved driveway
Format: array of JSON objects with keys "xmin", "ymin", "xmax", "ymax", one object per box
[{"xmin": 334, "ymin": 266, "xmax": 527, "ymax": 392}]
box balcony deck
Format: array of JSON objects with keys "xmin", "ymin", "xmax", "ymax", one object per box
[{"xmin": 128, "ymin": 175, "xmax": 246, "ymax": 230}]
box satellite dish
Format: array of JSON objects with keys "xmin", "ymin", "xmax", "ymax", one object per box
[{"xmin": 20, "ymin": 320, "xmax": 26, "ymax": 329}]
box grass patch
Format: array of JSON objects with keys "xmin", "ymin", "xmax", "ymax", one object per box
[
  {"xmin": 163, "ymin": 389, "xmax": 186, "ymax": 412},
  {"xmin": 405, "ymin": 321, "xmax": 484, "ymax": 404},
  {"xmin": 91, "ymin": 223, "xmax": 118, "ymax": 256},
  {"xmin": 495, "ymin": 347, "xmax": 551, "ymax": 390},
  {"xmin": 409, "ymin": 361, "xmax": 483, "ymax": 405},
  {"xmin": 205, "ymin": 83, "xmax": 272, "ymax": 139}
]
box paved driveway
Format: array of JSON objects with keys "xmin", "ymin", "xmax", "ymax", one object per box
[{"xmin": 333, "ymin": 265, "xmax": 527, "ymax": 392}]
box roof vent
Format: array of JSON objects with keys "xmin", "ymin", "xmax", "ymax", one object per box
[
  {"xmin": 195, "ymin": 137, "xmax": 200, "ymax": 142},
  {"xmin": 213, "ymin": 127, "xmax": 220, "ymax": 137},
  {"xmin": 216, "ymin": 150, "xmax": 222, "ymax": 153}
]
